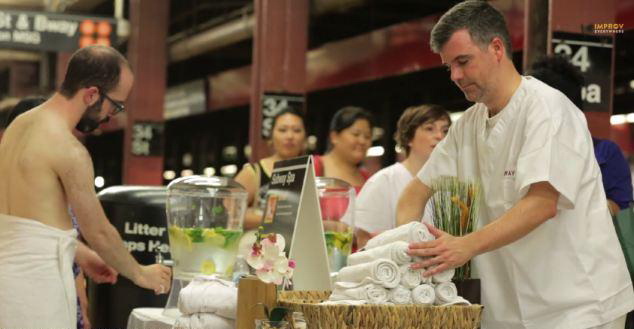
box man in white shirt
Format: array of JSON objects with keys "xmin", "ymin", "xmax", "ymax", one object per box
[{"xmin": 396, "ymin": 1, "xmax": 634, "ymax": 328}]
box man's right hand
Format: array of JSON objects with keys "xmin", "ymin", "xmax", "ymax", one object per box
[{"xmin": 133, "ymin": 264, "xmax": 172, "ymax": 295}]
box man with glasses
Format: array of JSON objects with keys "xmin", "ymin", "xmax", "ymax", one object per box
[{"xmin": 0, "ymin": 45, "xmax": 171, "ymax": 328}]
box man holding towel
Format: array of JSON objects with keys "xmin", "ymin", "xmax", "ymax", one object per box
[
  {"xmin": 396, "ymin": 1, "xmax": 634, "ymax": 328},
  {"xmin": 0, "ymin": 45, "xmax": 171, "ymax": 328}
]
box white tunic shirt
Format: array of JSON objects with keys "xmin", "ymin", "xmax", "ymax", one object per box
[
  {"xmin": 356, "ymin": 163, "xmax": 433, "ymax": 233},
  {"xmin": 417, "ymin": 76, "xmax": 634, "ymax": 329}
]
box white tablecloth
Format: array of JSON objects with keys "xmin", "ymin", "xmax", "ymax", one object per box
[{"xmin": 127, "ymin": 308, "xmax": 176, "ymax": 329}]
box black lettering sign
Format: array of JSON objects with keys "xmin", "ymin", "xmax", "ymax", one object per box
[
  {"xmin": 261, "ymin": 92, "xmax": 304, "ymax": 139},
  {"xmin": 551, "ymin": 31, "xmax": 613, "ymax": 112},
  {"xmin": 131, "ymin": 122, "xmax": 164, "ymax": 157}
]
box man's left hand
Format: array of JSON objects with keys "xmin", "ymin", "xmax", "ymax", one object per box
[
  {"xmin": 406, "ymin": 223, "xmax": 476, "ymax": 277},
  {"xmin": 79, "ymin": 248, "xmax": 118, "ymax": 284}
]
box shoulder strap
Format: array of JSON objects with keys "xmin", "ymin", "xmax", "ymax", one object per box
[
  {"xmin": 313, "ymin": 155, "xmax": 324, "ymax": 176},
  {"xmin": 252, "ymin": 162, "xmax": 262, "ymax": 207}
]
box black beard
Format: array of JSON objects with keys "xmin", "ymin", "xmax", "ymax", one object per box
[{"xmin": 75, "ymin": 100, "xmax": 108, "ymax": 133}]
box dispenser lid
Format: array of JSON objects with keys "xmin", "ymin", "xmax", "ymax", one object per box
[{"xmin": 167, "ymin": 175, "xmax": 247, "ymax": 198}]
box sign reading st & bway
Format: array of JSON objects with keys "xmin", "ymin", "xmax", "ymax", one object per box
[{"xmin": 0, "ymin": 9, "xmax": 117, "ymax": 52}]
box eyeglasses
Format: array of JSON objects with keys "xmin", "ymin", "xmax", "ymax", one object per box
[{"xmin": 101, "ymin": 93, "xmax": 125, "ymax": 115}]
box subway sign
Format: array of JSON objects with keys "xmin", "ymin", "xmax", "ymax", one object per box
[
  {"xmin": 0, "ymin": 9, "xmax": 117, "ymax": 52},
  {"xmin": 551, "ymin": 31, "xmax": 613, "ymax": 112}
]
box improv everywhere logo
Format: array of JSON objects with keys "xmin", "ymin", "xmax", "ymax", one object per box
[
  {"xmin": 592, "ymin": 23, "xmax": 625, "ymax": 34},
  {"xmin": 78, "ymin": 19, "xmax": 112, "ymax": 48}
]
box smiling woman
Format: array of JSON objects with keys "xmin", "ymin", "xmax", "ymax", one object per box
[
  {"xmin": 234, "ymin": 107, "xmax": 307, "ymax": 230},
  {"xmin": 355, "ymin": 104, "xmax": 451, "ymax": 248},
  {"xmin": 313, "ymin": 106, "xmax": 374, "ymax": 192}
]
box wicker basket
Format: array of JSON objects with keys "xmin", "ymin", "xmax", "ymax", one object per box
[{"xmin": 278, "ymin": 291, "xmax": 482, "ymax": 329}]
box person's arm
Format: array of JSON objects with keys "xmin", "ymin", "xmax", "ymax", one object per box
[
  {"xmin": 75, "ymin": 241, "xmax": 117, "ymax": 284},
  {"xmin": 608, "ymin": 199, "xmax": 621, "ymax": 216},
  {"xmin": 54, "ymin": 141, "xmax": 170, "ymax": 293},
  {"xmin": 234, "ymin": 164, "xmax": 263, "ymax": 229},
  {"xmin": 408, "ymin": 181, "xmax": 558, "ymax": 276},
  {"xmin": 396, "ymin": 178, "xmax": 433, "ymax": 226}
]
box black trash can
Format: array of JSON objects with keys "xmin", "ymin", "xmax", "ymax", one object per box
[{"xmin": 87, "ymin": 186, "xmax": 170, "ymax": 329}]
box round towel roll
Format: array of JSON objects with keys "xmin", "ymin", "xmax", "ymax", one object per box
[
  {"xmin": 412, "ymin": 284, "xmax": 435, "ymax": 304},
  {"xmin": 337, "ymin": 259, "xmax": 401, "ymax": 288},
  {"xmin": 432, "ymin": 268, "xmax": 455, "ymax": 283},
  {"xmin": 389, "ymin": 285, "xmax": 412, "ymax": 304},
  {"xmin": 434, "ymin": 282, "xmax": 458, "ymax": 304},
  {"xmin": 399, "ymin": 264, "xmax": 422, "ymax": 289}
]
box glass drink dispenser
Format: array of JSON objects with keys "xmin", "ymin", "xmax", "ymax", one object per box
[
  {"xmin": 315, "ymin": 177, "xmax": 356, "ymax": 272},
  {"xmin": 163, "ymin": 176, "xmax": 247, "ymax": 316}
]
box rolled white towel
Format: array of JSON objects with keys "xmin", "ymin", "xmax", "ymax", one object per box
[
  {"xmin": 365, "ymin": 222, "xmax": 434, "ymax": 250},
  {"xmin": 337, "ymin": 259, "xmax": 401, "ymax": 288},
  {"xmin": 434, "ymin": 282, "xmax": 459, "ymax": 305},
  {"xmin": 399, "ymin": 264, "xmax": 422, "ymax": 289},
  {"xmin": 348, "ymin": 241, "xmax": 412, "ymax": 266},
  {"xmin": 389, "ymin": 285, "xmax": 412, "ymax": 304},
  {"xmin": 321, "ymin": 300, "xmax": 368, "ymax": 306},
  {"xmin": 420, "ymin": 271, "xmax": 432, "ymax": 284},
  {"xmin": 178, "ymin": 275, "xmax": 237, "ymax": 319},
  {"xmin": 441, "ymin": 296, "xmax": 471, "ymax": 306},
  {"xmin": 411, "ymin": 284, "xmax": 435, "ymax": 305},
  {"xmin": 330, "ymin": 281, "xmax": 389, "ymax": 304},
  {"xmin": 173, "ymin": 313, "xmax": 234, "ymax": 329},
  {"xmin": 432, "ymin": 268, "xmax": 455, "ymax": 283}
]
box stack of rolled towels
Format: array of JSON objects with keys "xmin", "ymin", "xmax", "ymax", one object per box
[
  {"xmin": 326, "ymin": 221, "xmax": 470, "ymax": 306},
  {"xmin": 173, "ymin": 276, "xmax": 237, "ymax": 329}
]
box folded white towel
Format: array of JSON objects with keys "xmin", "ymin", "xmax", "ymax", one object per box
[
  {"xmin": 434, "ymin": 282, "xmax": 459, "ymax": 305},
  {"xmin": 389, "ymin": 285, "xmax": 412, "ymax": 304},
  {"xmin": 330, "ymin": 281, "xmax": 389, "ymax": 304},
  {"xmin": 337, "ymin": 259, "xmax": 401, "ymax": 288},
  {"xmin": 178, "ymin": 275, "xmax": 237, "ymax": 319},
  {"xmin": 421, "ymin": 271, "xmax": 432, "ymax": 284},
  {"xmin": 399, "ymin": 264, "xmax": 422, "ymax": 289},
  {"xmin": 432, "ymin": 268, "xmax": 455, "ymax": 283},
  {"xmin": 411, "ymin": 284, "xmax": 435, "ymax": 305},
  {"xmin": 440, "ymin": 296, "xmax": 471, "ymax": 306},
  {"xmin": 348, "ymin": 241, "xmax": 411, "ymax": 266},
  {"xmin": 173, "ymin": 313, "xmax": 235, "ymax": 329},
  {"xmin": 365, "ymin": 222, "xmax": 434, "ymax": 250}
]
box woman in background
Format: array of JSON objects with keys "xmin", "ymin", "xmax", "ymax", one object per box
[
  {"xmin": 313, "ymin": 106, "xmax": 374, "ymax": 191},
  {"xmin": 235, "ymin": 107, "xmax": 306, "ymax": 229},
  {"xmin": 355, "ymin": 104, "xmax": 451, "ymax": 248}
]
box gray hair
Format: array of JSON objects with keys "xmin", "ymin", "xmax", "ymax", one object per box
[{"xmin": 430, "ymin": 0, "xmax": 512, "ymax": 59}]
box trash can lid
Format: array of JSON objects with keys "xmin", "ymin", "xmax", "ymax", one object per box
[{"xmin": 97, "ymin": 186, "xmax": 167, "ymax": 206}]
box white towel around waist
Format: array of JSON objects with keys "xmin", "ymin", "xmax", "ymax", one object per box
[
  {"xmin": 0, "ymin": 214, "xmax": 78, "ymax": 329},
  {"xmin": 173, "ymin": 313, "xmax": 235, "ymax": 329},
  {"xmin": 337, "ymin": 259, "xmax": 400, "ymax": 288},
  {"xmin": 389, "ymin": 285, "xmax": 412, "ymax": 304},
  {"xmin": 329, "ymin": 280, "xmax": 389, "ymax": 304},
  {"xmin": 348, "ymin": 241, "xmax": 411, "ymax": 266},
  {"xmin": 178, "ymin": 275, "xmax": 237, "ymax": 319},
  {"xmin": 364, "ymin": 222, "xmax": 434, "ymax": 250},
  {"xmin": 412, "ymin": 284, "xmax": 436, "ymax": 305},
  {"xmin": 399, "ymin": 264, "xmax": 422, "ymax": 289}
]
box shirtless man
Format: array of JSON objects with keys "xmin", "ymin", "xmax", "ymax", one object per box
[{"xmin": 0, "ymin": 45, "xmax": 171, "ymax": 328}]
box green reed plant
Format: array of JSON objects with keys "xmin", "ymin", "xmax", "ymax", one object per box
[{"xmin": 431, "ymin": 176, "xmax": 482, "ymax": 279}]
